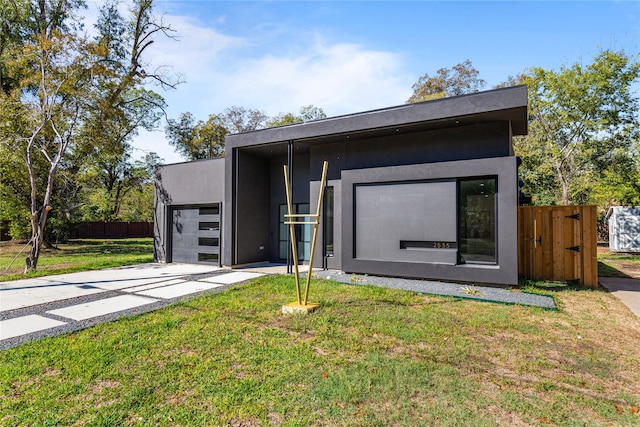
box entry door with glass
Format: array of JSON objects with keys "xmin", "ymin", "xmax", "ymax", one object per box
[{"xmin": 279, "ymin": 203, "xmax": 310, "ymax": 261}]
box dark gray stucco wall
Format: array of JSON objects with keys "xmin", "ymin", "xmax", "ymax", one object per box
[
  {"xmin": 341, "ymin": 156, "xmax": 519, "ymax": 285},
  {"xmin": 344, "ymin": 122, "xmax": 511, "ymax": 169},
  {"xmin": 154, "ymin": 157, "xmax": 225, "ymax": 262},
  {"xmin": 232, "ymin": 150, "xmax": 271, "ymax": 265},
  {"xmin": 305, "ymin": 121, "xmax": 512, "ymax": 275},
  {"xmin": 309, "ymin": 122, "xmax": 511, "ymax": 175}
]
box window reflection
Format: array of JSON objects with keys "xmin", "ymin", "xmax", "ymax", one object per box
[{"xmin": 459, "ymin": 178, "xmax": 497, "ymax": 263}]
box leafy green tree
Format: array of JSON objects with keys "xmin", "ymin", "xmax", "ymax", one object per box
[
  {"xmin": 5, "ymin": 24, "xmax": 93, "ymax": 271},
  {"xmin": 165, "ymin": 112, "xmax": 227, "ymax": 160},
  {"xmin": 265, "ymin": 105, "xmax": 326, "ymax": 127},
  {"xmin": 514, "ymin": 49, "xmax": 640, "ymax": 206},
  {"xmin": 117, "ymin": 183, "xmax": 155, "ymax": 221},
  {"xmin": 0, "ymin": 0, "xmax": 175, "ymax": 271},
  {"xmin": 407, "ymin": 60, "xmax": 485, "ymax": 103},
  {"xmin": 590, "ymin": 154, "xmax": 640, "ymax": 208},
  {"xmin": 0, "ymin": 1, "xmax": 88, "ymax": 245},
  {"xmin": 0, "ymin": 0, "xmax": 30, "ymax": 94},
  {"xmin": 79, "ymin": 152, "xmax": 162, "ymax": 221},
  {"xmin": 0, "ymin": 144, "xmax": 31, "ymax": 239},
  {"xmin": 166, "ymin": 105, "xmax": 325, "ymax": 160},
  {"xmin": 117, "ymin": 155, "xmax": 158, "ymax": 223},
  {"xmin": 75, "ymin": 0, "xmax": 173, "ymax": 220}
]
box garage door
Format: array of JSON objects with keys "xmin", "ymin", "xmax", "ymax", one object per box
[{"xmin": 171, "ymin": 204, "xmax": 220, "ymax": 265}]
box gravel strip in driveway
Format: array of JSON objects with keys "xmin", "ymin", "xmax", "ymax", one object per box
[{"xmin": 315, "ymin": 271, "xmax": 557, "ymax": 309}]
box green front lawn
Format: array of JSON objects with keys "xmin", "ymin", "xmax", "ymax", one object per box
[
  {"xmin": 1, "ymin": 276, "xmax": 639, "ymax": 426},
  {"xmin": 0, "ymin": 239, "xmax": 154, "ymax": 281}
]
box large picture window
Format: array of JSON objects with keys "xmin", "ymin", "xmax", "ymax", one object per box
[{"xmin": 459, "ymin": 178, "xmax": 497, "ymax": 264}]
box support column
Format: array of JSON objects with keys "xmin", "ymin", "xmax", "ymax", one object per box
[{"xmin": 286, "ymin": 140, "xmax": 294, "ymax": 274}]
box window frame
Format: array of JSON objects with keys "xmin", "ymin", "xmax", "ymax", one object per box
[{"xmin": 457, "ymin": 176, "xmax": 498, "ymax": 265}]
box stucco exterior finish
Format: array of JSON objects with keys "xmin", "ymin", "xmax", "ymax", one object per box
[
  {"xmin": 156, "ymin": 85, "xmax": 528, "ymax": 285},
  {"xmin": 341, "ymin": 156, "xmax": 519, "ymax": 285},
  {"xmin": 154, "ymin": 157, "xmax": 225, "ymax": 263},
  {"xmin": 355, "ymin": 180, "xmax": 458, "ymax": 264}
]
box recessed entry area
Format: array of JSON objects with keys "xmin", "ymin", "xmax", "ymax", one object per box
[{"xmin": 171, "ymin": 204, "xmax": 221, "ymax": 265}]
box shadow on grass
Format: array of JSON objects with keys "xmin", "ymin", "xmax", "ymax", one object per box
[
  {"xmin": 65, "ymin": 239, "xmax": 152, "ymax": 246},
  {"xmin": 519, "ymin": 262, "xmax": 632, "ymax": 295},
  {"xmin": 520, "ymin": 280, "xmax": 586, "ymax": 293},
  {"xmin": 598, "ymin": 261, "xmax": 631, "ymax": 279},
  {"xmin": 53, "ymin": 239, "xmax": 153, "ymax": 256}
]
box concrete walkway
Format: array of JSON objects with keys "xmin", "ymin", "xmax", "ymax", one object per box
[
  {"xmin": 0, "ymin": 264, "xmax": 264, "ymax": 350},
  {"xmin": 599, "ymin": 277, "xmax": 640, "ymax": 317}
]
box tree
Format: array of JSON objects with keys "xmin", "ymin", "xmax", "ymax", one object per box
[
  {"xmin": 0, "ymin": 0, "xmax": 30, "ymax": 94},
  {"xmin": 82, "ymin": 0, "xmax": 174, "ymax": 151},
  {"xmin": 4, "ymin": 18, "xmax": 93, "ymax": 271},
  {"xmin": 75, "ymin": 0, "xmax": 173, "ymax": 220},
  {"xmin": 0, "ymin": 144, "xmax": 31, "ymax": 239},
  {"xmin": 116, "ymin": 153, "xmax": 161, "ymax": 221},
  {"xmin": 265, "ymin": 105, "xmax": 326, "ymax": 127},
  {"xmin": 165, "ymin": 112, "xmax": 227, "ymax": 160},
  {"xmin": 0, "ymin": 0, "xmax": 176, "ymax": 272},
  {"xmin": 0, "ymin": 1, "xmax": 85, "ymax": 245},
  {"xmin": 80, "ymin": 152, "xmax": 162, "ymax": 221},
  {"xmin": 514, "ymin": 49, "xmax": 640, "ymax": 206},
  {"xmin": 407, "ymin": 59, "xmax": 485, "ymax": 103},
  {"xmin": 220, "ymin": 106, "xmax": 267, "ymax": 133}
]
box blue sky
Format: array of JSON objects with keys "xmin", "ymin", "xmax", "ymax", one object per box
[{"xmin": 94, "ymin": 0, "xmax": 639, "ymax": 163}]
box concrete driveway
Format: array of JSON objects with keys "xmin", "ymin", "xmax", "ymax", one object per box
[{"xmin": 0, "ymin": 263, "xmax": 264, "ymax": 349}]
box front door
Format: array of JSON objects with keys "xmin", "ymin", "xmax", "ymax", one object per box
[{"xmin": 279, "ymin": 203, "xmax": 310, "ymax": 261}]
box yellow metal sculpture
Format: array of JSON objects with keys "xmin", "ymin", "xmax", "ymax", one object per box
[{"xmin": 282, "ymin": 161, "xmax": 328, "ymax": 313}]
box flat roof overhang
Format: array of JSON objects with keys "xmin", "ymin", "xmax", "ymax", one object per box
[{"xmin": 226, "ymin": 85, "xmax": 528, "ymax": 156}]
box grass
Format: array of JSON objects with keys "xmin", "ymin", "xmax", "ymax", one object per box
[
  {"xmin": 0, "ymin": 238, "xmax": 154, "ymax": 281},
  {"xmin": 1, "ymin": 275, "xmax": 639, "ymax": 426},
  {"xmin": 597, "ymin": 247, "xmax": 640, "ymax": 279}
]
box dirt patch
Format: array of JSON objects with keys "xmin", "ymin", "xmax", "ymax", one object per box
[
  {"xmin": 598, "ymin": 246, "xmax": 640, "ymax": 278},
  {"xmin": 615, "ymin": 262, "xmax": 640, "ymax": 278},
  {"xmin": 89, "ymin": 380, "xmax": 121, "ymax": 394}
]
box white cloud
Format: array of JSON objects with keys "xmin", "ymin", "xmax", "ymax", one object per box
[
  {"xmin": 158, "ymin": 31, "xmax": 412, "ymax": 117},
  {"xmin": 130, "ymin": 13, "xmax": 413, "ymax": 163},
  {"xmin": 225, "ymin": 39, "xmax": 412, "ymax": 115},
  {"xmin": 131, "ymin": 128, "xmax": 179, "ymax": 164},
  {"xmin": 147, "ymin": 14, "xmax": 245, "ymax": 77}
]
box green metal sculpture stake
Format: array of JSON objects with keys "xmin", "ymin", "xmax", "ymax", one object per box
[{"xmin": 282, "ymin": 161, "xmax": 328, "ymax": 314}]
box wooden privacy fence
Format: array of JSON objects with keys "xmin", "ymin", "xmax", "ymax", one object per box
[
  {"xmin": 73, "ymin": 222, "xmax": 154, "ymax": 239},
  {"xmin": 518, "ymin": 205, "xmax": 598, "ymax": 288}
]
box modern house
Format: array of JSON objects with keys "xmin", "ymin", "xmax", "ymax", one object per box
[{"xmin": 154, "ymin": 85, "xmax": 528, "ymax": 285}]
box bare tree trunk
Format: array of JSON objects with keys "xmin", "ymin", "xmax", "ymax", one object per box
[
  {"xmin": 555, "ymin": 159, "xmax": 570, "ymax": 206},
  {"xmin": 25, "ymin": 172, "xmax": 54, "ymax": 272},
  {"xmin": 25, "ymin": 211, "xmax": 46, "ymax": 272}
]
